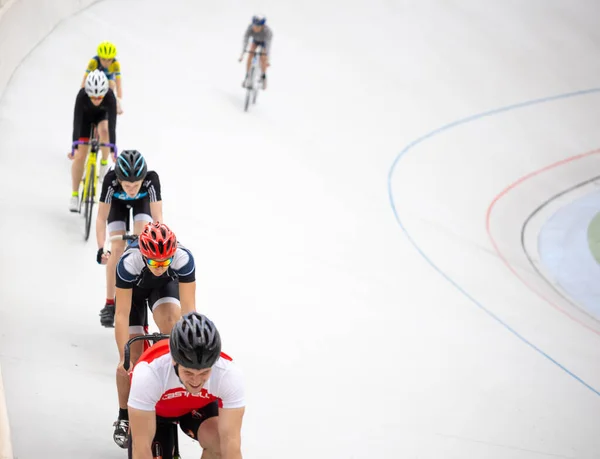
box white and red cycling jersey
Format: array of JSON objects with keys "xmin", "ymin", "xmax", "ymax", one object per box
[{"xmin": 128, "ymin": 340, "xmax": 245, "ymax": 418}]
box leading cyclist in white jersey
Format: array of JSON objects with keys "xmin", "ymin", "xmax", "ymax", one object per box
[{"xmin": 128, "ymin": 312, "xmax": 245, "ymax": 459}]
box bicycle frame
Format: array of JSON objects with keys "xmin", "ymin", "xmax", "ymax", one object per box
[
  {"xmin": 72, "ymin": 134, "xmax": 117, "ymax": 240},
  {"xmin": 72, "ymin": 137, "xmax": 117, "ymax": 184},
  {"xmin": 72, "ymin": 138, "xmax": 117, "ymax": 201}
]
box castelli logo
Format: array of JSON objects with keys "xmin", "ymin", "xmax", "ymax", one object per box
[{"xmin": 161, "ymin": 388, "xmax": 211, "ymax": 401}]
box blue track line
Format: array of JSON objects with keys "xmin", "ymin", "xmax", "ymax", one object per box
[{"xmin": 387, "ymin": 87, "xmax": 600, "ymax": 397}]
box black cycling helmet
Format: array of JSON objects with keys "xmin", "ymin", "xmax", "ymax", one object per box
[
  {"xmin": 115, "ymin": 150, "xmax": 147, "ymax": 182},
  {"xmin": 170, "ymin": 312, "xmax": 222, "ymax": 370}
]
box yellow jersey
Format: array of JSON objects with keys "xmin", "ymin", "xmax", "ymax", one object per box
[{"xmin": 85, "ymin": 56, "xmax": 121, "ymax": 81}]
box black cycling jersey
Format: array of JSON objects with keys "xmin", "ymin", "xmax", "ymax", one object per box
[
  {"xmin": 72, "ymin": 87, "xmax": 117, "ymax": 149},
  {"xmin": 116, "ymin": 240, "xmax": 196, "ymax": 290},
  {"xmin": 100, "ymin": 170, "xmax": 162, "ymax": 203}
]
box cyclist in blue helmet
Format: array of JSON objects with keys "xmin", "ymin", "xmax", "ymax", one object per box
[{"xmin": 239, "ymin": 14, "xmax": 273, "ymax": 90}]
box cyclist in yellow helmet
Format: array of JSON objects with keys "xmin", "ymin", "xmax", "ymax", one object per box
[{"xmin": 82, "ymin": 41, "xmax": 123, "ymax": 115}]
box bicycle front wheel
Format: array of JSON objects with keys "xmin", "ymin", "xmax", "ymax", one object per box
[{"xmin": 84, "ymin": 164, "xmax": 95, "ymax": 241}]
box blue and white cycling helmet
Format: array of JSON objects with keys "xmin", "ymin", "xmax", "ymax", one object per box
[{"xmin": 252, "ymin": 14, "xmax": 266, "ymax": 26}]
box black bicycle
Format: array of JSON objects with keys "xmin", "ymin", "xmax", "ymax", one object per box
[{"xmin": 124, "ymin": 333, "xmax": 182, "ymax": 459}]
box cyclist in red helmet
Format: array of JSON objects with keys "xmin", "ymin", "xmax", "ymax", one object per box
[{"xmin": 111, "ymin": 221, "xmax": 197, "ymax": 449}]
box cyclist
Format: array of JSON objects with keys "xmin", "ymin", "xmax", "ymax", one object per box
[
  {"xmin": 111, "ymin": 222, "xmax": 197, "ymax": 449},
  {"xmin": 239, "ymin": 14, "xmax": 273, "ymax": 90},
  {"xmin": 128, "ymin": 312, "xmax": 245, "ymax": 459},
  {"xmin": 69, "ymin": 69, "xmax": 117, "ymax": 212},
  {"xmin": 82, "ymin": 41, "xmax": 124, "ymax": 115},
  {"xmin": 96, "ymin": 150, "xmax": 163, "ymax": 325}
]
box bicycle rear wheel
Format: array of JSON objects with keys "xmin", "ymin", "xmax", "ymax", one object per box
[{"xmin": 84, "ymin": 164, "xmax": 95, "ymax": 241}]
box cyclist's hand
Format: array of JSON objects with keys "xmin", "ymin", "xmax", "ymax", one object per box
[
  {"xmin": 117, "ymin": 97, "xmax": 124, "ymax": 115},
  {"xmin": 238, "ymin": 54, "xmax": 244, "ymax": 62},
  {"xmin": 97, "ymin": 248, "xmax": 111, "ymax": 265},
  {"xmin": 117, "ymin": 360, "xmax": 129, "ymax": 377}
]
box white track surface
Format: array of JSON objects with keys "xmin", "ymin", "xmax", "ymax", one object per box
[{"xmin": 1, "ymin": 1, "xmax": 600, "ymax": 458}]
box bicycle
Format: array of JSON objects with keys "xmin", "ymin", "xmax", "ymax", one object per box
[
  {"xmin": 71, "ymin": 127, "xmax": 117, "ymax": 242},
  {"xmin": 124, "ymin": 333, "xmax": 181, "ymax": 459},
  {"xmin": 242, "ymin": 49, "xmax": 266, "ymax": 112}
]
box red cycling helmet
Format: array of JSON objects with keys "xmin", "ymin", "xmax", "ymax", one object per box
[{"xmin": 138, "ymin": 222, "xmax": 177, "ymax": 259}]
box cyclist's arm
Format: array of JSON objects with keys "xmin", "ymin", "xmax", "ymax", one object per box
[
  {"xmin": 219, "ymin": 407, "xmax": 245, "ymax": 459},
  {"xmin": 146, "ymin": 171, "xmax": 163, "ymax": 222},
  {"xmin": 116, "ymin": 78, "xmax": 123, "ymax": 99},
  {"xmin": 115, "ymin": 286, "xmax": 133, "ymax": 359},
  {"xmin": 129, "ymin": 407, "xmax": 156, "ymax": 459},
  {"xmin": 179, "ymin": 280, "xmax": 196, "ymax": 315},
  {"xmin": 72, "ymin": 89, "xmax": 85, "ymax": 143},
  {"xmin": 241, "ymin": 25, "xmax": 252, "ymax": 52},
  {"xmin": 112, "ymin": 61, "xmax": 123, "ymax": 99},
  {"xmin": 81, "ymin": 59, "xmax": 98, "ymax": 88},
  {"xmin": 106, "ymin": 91, "xmax": 118, "ymax": 151},
  {"xmin": 96, "ymin": 202, "xmax": 110, "ymax": 249},
  {"xmin": 149, "ymin": 201, "xmax": 163, "ymax": 223},
  {"xmin": 96, "ymin": 179, "xmax": 112, "ymax": 248},
  {"xmin": 264, "ymin": 28, "xmax": 273, "ymax": 55}
]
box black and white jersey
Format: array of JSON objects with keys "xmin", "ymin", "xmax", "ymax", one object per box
[
  {"xmin": 100, "ymin": 170, "xmax": 162, "ymax": 204},
  {"xmin": 116, "ymin": 240, "xmax": 195, "ymax": 290}
]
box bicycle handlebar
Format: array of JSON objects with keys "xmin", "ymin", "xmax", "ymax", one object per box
[
  {"xmin": 72, "ymin": 139, "xmax": 118, "ymax": 151},
  {"xmin": 124, "ymin": 333, "xmax": 170, "ymax": 371},
  {"xmin": 243, "ymin": 50, "xmax": 267, "ymax": 55},
  {"xmin": 109, "ymin": 234, "xmax": 138, "ymax": 242}
]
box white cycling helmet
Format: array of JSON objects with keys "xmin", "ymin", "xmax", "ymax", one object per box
[{"xmin": 85, "ymin": 69, "xmax": 109, "ymax": 98}]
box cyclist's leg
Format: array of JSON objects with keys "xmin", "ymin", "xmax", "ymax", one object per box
[
  {"xmin": 115, "ymin": 291, "xmax": 148, "ymax": 448},
  {"xmin": 258, "ymin": 46, "xmax": 268, "ymax": 73},
  {"xmin": 105, "ymin": 201, "xmax": 129, "ymax": 301},
  {"xmin": 178, "ymin": 402, "xmax": 220, "ymax": 457},
  {"xmin": 128, "ymin": 417, "xmax": 174, "ymax": 459},
  {"xmin": 245, "ymin": 41, "xmax": 258, "ymax": 74},
  {"xmin": 149, "ymin": 280, "xmax": 181, "ymax": 334},
  {"xmin": 132, "ymin": 198, "xmax": 153, "ymax": 235},
  {"xmin": 96, "ymin": 117, "xmax": 111, "ymax": 180},
  {"xmin": 71, "ymin": 114, "xmax": 94, "ymax": 194},
  {"xmin": 257, "ymin": 46, "xmax": 268, "ymax": 89}
]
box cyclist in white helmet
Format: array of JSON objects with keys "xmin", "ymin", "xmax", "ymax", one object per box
[
  {"xmin": 239, "ymin": 14, "xmax": 273, "ymax": 90},
  {"xmin": 81, "ymin": 41, "xmax": 123, "ymax": 115},
  {"xmin": 68, "ymin": 69, "xmax": 117, "ymax": 212}
]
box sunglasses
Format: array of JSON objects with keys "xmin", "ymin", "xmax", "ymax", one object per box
[
  {"xmin": 145, "ymin": 257, "xmax": 173, "ymax": 268},
  {"xmin": 90, "ymin": 96, "xmax": 104, "ymax": 102}
]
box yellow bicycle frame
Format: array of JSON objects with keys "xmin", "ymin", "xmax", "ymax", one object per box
[{"xmin": 81, "ymin": 146, "xmax": 99, "ymax": 203}]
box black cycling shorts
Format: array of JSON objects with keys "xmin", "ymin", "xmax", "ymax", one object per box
[
  {"xmin": 107, "ymin": 198, "xmax": 152, "ymax": 233},
  {"xmin": 128, "ymin": 279, "xmax": 180, "ymax": 334},
  {"xmin": 127, "ymin": 401, "xmax": 219, "ymax": 459},
  {"xmin": 77, "ymin": 109, "xmax": 109, "ymax": 139}
]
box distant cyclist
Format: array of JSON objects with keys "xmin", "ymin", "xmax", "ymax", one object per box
[
  {"xmin": 128, "ymin": 312, "xmax": 245, "ymax": 459},
  {"xmin": 69, "ymin": 70, "xmax": 117, "ymax": 212},
  {"xmin": 96, "ymin": 150, "xmax": 163, "ymax": 326},
  {"xmin": 239, "ymin": 14, "xmax": 273, "ymax": 90},
  {"xmin": 82, "ymin": 41, "xmax": 123, "ymax": 114},
  {"xmin": 111, "ymin": 222, "xmax": 197, "ymax": 449}
]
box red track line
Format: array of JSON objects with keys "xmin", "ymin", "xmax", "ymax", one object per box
[{"xmin": 485, "ymin": 148, "xmax": 600, "ymax": 336}]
